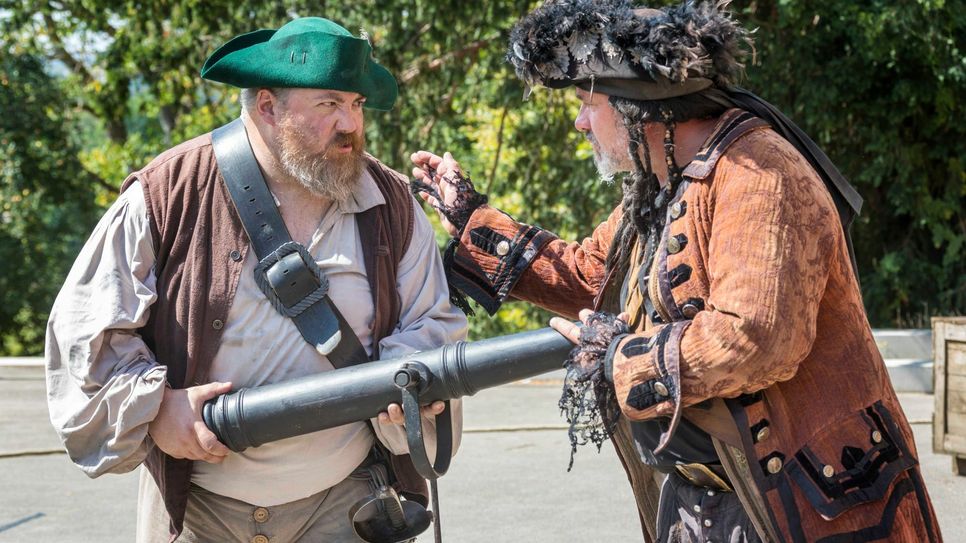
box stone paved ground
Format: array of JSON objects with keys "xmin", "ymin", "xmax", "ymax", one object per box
[{"xmin": 1, "ymin": 364, "xmax": 961, "ymax": 542}]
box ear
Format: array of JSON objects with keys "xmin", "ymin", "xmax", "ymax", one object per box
[{"xmin": 254, "ymin": 89, "xmax": 280, "ymax": 127}]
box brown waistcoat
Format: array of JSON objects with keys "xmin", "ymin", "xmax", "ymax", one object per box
[{"xmin": 121, "ymin": 132, "xmax": 425, "ymax": 541}]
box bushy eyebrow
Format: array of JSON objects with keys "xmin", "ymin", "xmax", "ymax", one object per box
[{"xmin": 313, "ymin": 91, "xmax": 366, "ymax": 103}]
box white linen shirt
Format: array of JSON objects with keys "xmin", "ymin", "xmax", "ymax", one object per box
[{"xmin": 46, "ymin": 170, "xmax": 467, "ymax": 507}]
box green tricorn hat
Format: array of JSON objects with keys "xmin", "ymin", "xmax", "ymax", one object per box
[{"xmin": 201, "ymin": 17, "xmax": 398, "ymax": 111}]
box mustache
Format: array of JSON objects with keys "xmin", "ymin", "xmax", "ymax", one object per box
[{"xmin": 327, "ymin": 131, "xmax": 365, "ymax": 154}]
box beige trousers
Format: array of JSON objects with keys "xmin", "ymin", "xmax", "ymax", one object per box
[{"xmin": 136, "ymin": 468, "xmax": 371, "ymax": 542}]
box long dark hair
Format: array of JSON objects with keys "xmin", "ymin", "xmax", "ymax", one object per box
[{"xmin": 602, "ymin": 91, "xmax": 728, "ymax": 285}]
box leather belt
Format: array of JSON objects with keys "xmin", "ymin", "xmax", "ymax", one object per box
[{"xmin": 674, "ymin": 463, "xmax": 733, "ymax": 492}]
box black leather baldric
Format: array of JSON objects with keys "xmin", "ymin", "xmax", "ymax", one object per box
[{"xmin": 211, "ymin": 118, "xmax": 368, "ymax": 367}]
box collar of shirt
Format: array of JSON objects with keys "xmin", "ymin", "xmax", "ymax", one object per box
[{"xmin": 337, "ymin": 167, "xmax": 385, "ymax": 215}]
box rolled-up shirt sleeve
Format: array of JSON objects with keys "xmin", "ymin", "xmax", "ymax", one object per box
[
  {"xmin": 372, "ymin": 206, "xmax": 468, "ymax": 459},
  {"xmin": 45, "ymin": 180, "xmax": 167, "ymax": 477}
]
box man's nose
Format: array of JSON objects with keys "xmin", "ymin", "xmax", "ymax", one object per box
[
  {"xmin": 574, "ymin": 105, "xmax": 590, "ymax": 132},
  {"xmin": 335, "ymin": 109, "xmax": 361, "ymax": 133}
]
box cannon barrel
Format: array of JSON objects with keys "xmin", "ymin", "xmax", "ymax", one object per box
[{"xmin": 203, "ymin": 327, "xmax": 572, "ymax": 452}]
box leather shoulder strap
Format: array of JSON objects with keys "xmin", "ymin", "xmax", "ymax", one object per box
[{"xmin": 211, "ymin": 118, "xmax": 368, "ymax": 366}]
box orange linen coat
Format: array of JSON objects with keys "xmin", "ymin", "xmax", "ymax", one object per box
[{"xmin": 446, "ymin": 109, "xmax": 941, "ymax": 543}]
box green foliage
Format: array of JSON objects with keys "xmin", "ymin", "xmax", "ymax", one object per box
[
  {"xmin": 0, "ymin": 0, "xmax": 962, "ymax": 354},
  {"xmin": 0, "ymin": 54, "xmax": 100, "ymax": 354},
  {"xmin": 732, "ymin": 0, "xmax": 966, "ymax": 326}
]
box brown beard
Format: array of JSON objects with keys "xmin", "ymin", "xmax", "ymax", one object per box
[{"xmin": 272, "ymin": 114, "xmax": 366, "ymax": 203}]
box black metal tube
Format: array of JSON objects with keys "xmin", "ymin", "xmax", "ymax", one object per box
[{"xmin": 203, "ymin": 327, "xmax": 573, "ymax": 451}]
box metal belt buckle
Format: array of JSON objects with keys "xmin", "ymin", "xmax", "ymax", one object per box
[
  {"xmin": 675, "ymin": 463, "xmax": 732, "ymax": 492},
  {"xmin": 253, "ymin": 241, "xmax": 329, "ymax": 317}
]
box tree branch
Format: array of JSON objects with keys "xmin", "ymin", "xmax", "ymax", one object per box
[
  {"xmin": 402, "ymin": 22, "xmax": 432, "ymax": 50},
  {"xmin": 485, "ymin": 104, "xmax": 510, "ymax": 194},
  {"xmin": 400, "ymin": 38, "xmax": 493, "ymax": 84},
  {"xmin": 41, "ymin": 12, "xmax": 96, "ymax": 86},
  {"xmin": 81, "ymin": 164, "xmax": 119, "ymax": 195}
]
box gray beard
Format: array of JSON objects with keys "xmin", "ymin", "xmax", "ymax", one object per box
[
  {"xmin": 274, "ymin": 119, "xmax": 364, "ymax": 203},
  {"xmin": 592, "ymin": 151, "xmax": 625, "ymax": 185},
  {"xmin": 587, "ymin": 133, "xmax": 630, "ymax": 185}
]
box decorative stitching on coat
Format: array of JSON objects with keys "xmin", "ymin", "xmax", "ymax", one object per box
[
  {"xmin": 784, "ymin": 402, "xmax": 918, "ymax": 520},
  {"xmin": 446, "ymin": 223, "xmax": 554, "ymax": 315},
  {"xmin": 469, "ymin": 226, "xmax": 512, "ymax": 256},
  {"xmin": 814, "ymin": 477, "xmax": 915, "ymax": 543},
  {"xmin": 654, "ymin": 180, "xmax": 691, "ymax": 322},
  {"xmin": 626, "ymin": 379, "xmax": 672, "ymax": 410},
  {"xmin": 668, "ymin": 263, "xmax": 692, "ymax": 288},
  {"xmin": 621, "ymin": 336, "xmax": 655, "ymax": 358}
]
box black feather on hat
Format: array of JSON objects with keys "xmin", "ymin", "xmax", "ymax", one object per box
[{"xmin": 507, "ymin": 0, "xmax": 753, "ymax": 101}]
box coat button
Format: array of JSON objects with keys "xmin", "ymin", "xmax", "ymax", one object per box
[
  {"xmin": 212, "ymin": 319, "xmax": 224, "ymax": 330},
  {"xmin": 766, "ymin": 457, "xmax": 783, "ymax": 474},
  {"xmin": 496, "ymin": 240, "xmax": 511, "ymax": 256},
  {"xmin": 670, "ymin": 202, "xmax": 683, "ymax": 220},
  {"xmin": 692, "ymin": 504, "xmax": 702, "ymax": 513},
  {"xmin": 755, "ymin": 425, "xmax": 771, "ymax": 443},
  {"xmin": 667, "ymin": 236, "xmax": 682, "ymax": 254},
  {"xmin": 872, "ymin": 430, "xmax": 883, "ymax": 443},
  {"xmin": 253, "ymin": 507, "xmax": 269, "ymax": 523},
  {"xmin": 252, "ymin": 535, "xmax": 269, "ymax": 543},
  {"xmin": 229, "ymin": 249, "xmax": 242, "ymax": 262},
  {"xmin": 654, "ymin": 381, "xmax": 669, "ymax": 397},
  {"xmin": 703, "ymin": 519, "xmax": 713, "ymax": 528},
  {"xmin": 681, "ymin": 303, "xmax": 700, "ymax": 319},
  {"xmin": 823, "ymin": 465, "xmax": 835, "ymax": 478}
]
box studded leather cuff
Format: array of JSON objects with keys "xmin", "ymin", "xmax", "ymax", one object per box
[
  {"xmin": 612, "ymin": 320, "xmax": 692, "ymax": 454},
  {"xmin": 445, "ymin": 205, "xmax": 556, "ymax": 316}
]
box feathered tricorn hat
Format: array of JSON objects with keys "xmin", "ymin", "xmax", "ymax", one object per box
[{"xmin": 507, "ymin": 0, "xmax": 753, "ymax": 101}]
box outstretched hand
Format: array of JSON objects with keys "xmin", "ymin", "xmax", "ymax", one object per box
[
  {"xmin": 550, "ymin": 309, "xmax": 631, "ymax": 345},
  {"xmin": 410, "ymin": 150, "xmax": 483, "ymax": 236}
]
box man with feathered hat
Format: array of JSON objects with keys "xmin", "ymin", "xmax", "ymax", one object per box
[
  {"xmin": 411, "ymin": 1, "xmax": 942, "ymax": 541},
  {"xmin": 46, "ymin": 17, "xmax": 466, "ymax": 542}
]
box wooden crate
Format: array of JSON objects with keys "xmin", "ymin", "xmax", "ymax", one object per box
[{"xmin": 932, "ymin": 316, "xmax": 966, "ymax": 475}]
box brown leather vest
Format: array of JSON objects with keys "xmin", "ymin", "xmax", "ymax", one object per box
[{"xmin": 121, "ymin": 133, "xmax": 425, "ymax": 540}]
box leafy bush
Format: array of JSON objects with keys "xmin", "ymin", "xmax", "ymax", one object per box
[{"xmin": 0, "ymin": 1, "xmax": 962, "ymax": 354}]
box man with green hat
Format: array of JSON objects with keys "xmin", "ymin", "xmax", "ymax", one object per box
[
  {"xmin": 412, "ymin": 1, "xmax": 941, "ymax": 542},
  {"xmin": 45, "ymin": 17, "xmax": 466, "ymax": 542}
]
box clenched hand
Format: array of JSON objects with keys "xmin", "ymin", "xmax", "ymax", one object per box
[{"xmin": 148, "ymin": 382, "xmax": 233, "ymax": 463}]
